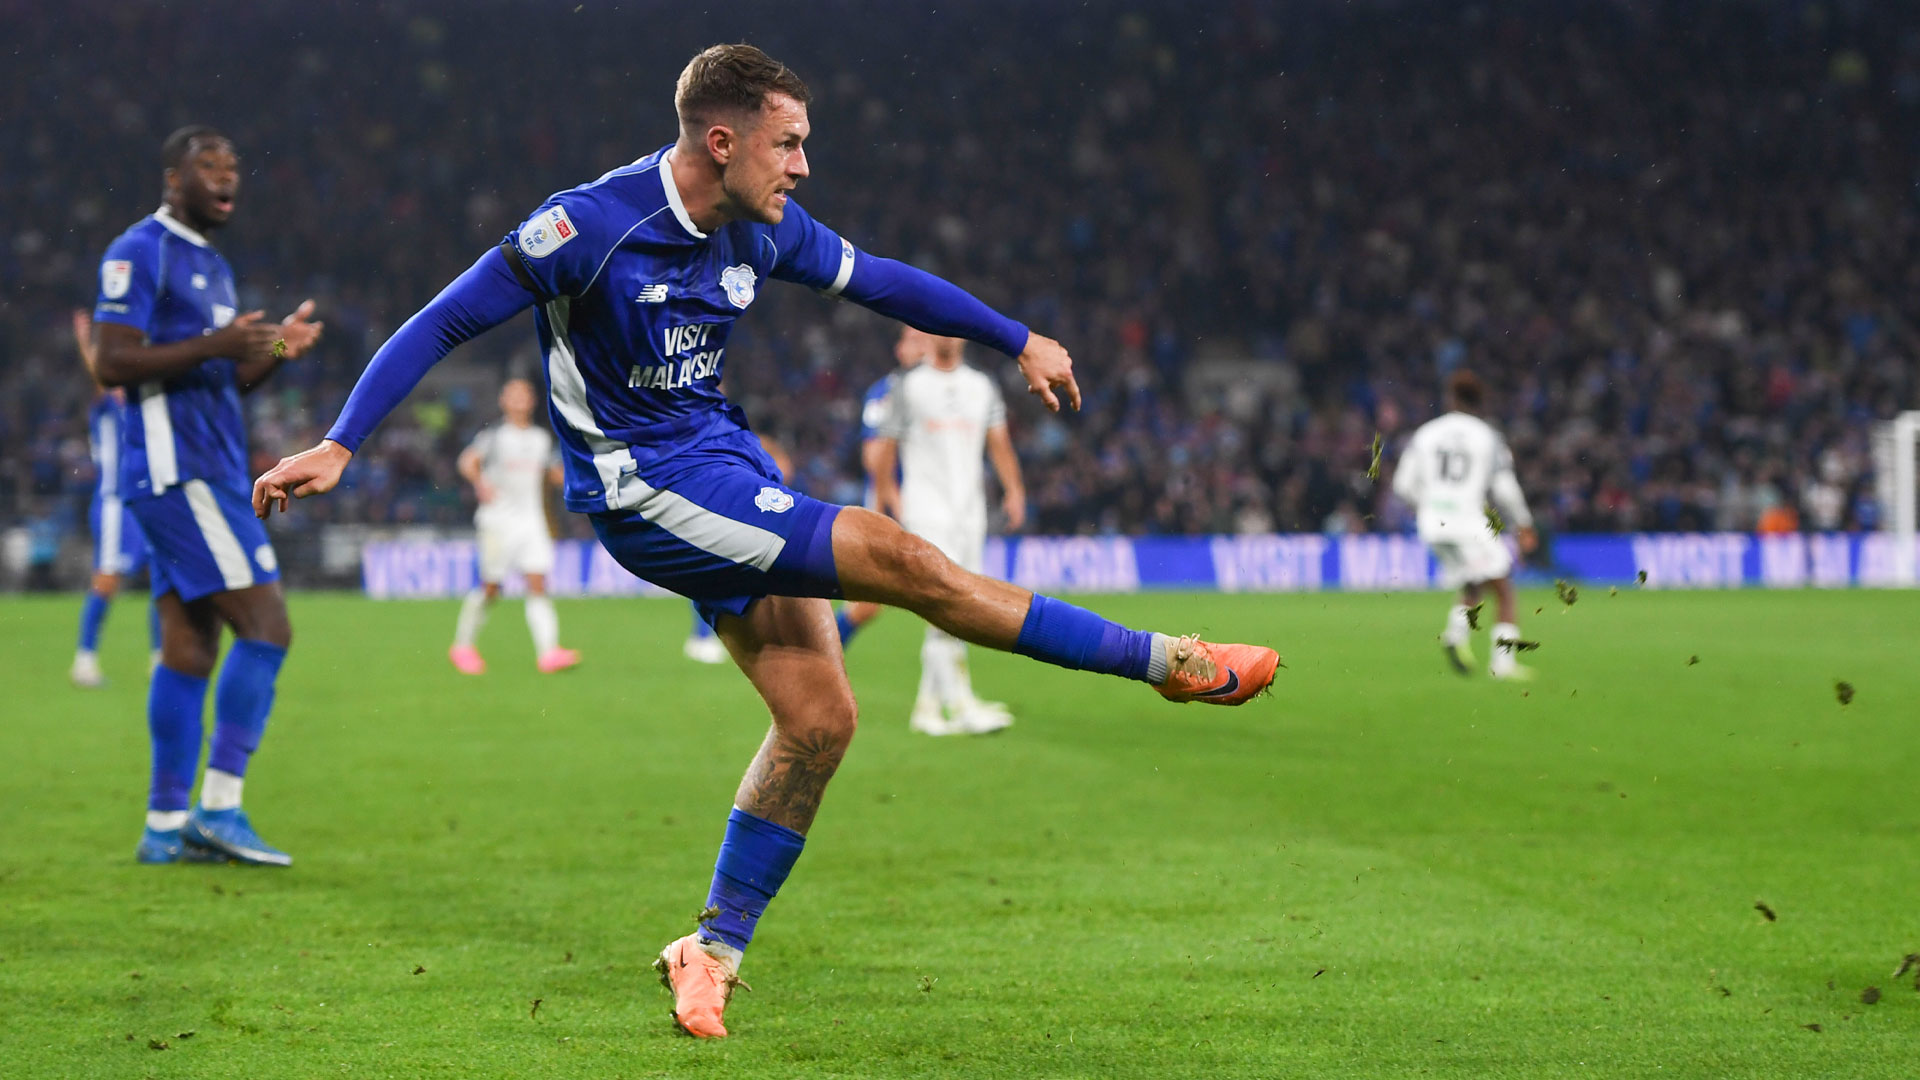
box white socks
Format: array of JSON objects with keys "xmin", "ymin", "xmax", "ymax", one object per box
[
  {"xmin": 200, "ymin": 768, "xmax": 244, "ymax": 811},
  {"xmin": 1443, "ymin": 605, "xmax": 1471, "ymax": 646},
  {"xmin": 1490, "ymin": 622, "xmax": 1522, "ymax": 672},
  {"xmin": 146, "ymin": 809, "xmax": 188, "ymax": 831},
  {"xmin": 919, "ymin": 628, "xmax": 956, "ymax": 709},
  {"xmin": 698, "ymin": 936, "xmax": 744, "ymax": 974},
  {"xmin": 457, "ymin": 589, "xmax": 561, "ymax": 656},
  {"xmin": 1143, "ymin": 633, "xmax": 1174, "ymax": 684},
  {"xmin": 454, "ymin": 589, "xmax": 489, "ymax": 647},
  {"xmin": 525, "ymin": 595, "xmax": 560, "ymax": 654}
]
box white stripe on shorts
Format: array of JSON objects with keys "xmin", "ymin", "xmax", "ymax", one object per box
[
  {"xmin": 99, "ymin": 497, "xmax": 124, "ymax": 573},
  {"xmin": 183, "ymin": 479, "xmax": 255, "ymax": 590},
  {"xmin": 632, "ymin": 485, "xmax": 787, "ymax": 572},
  {"xmin": 139, "ymin": 383, "xmax": 179, "ymax": 493}
]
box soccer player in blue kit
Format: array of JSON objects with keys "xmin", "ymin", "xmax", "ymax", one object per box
[
  {"xmin": 70, "ymin": 309, "xmax": 161, "ymax": 689},
  {"xmin": 254, "ymin": 45, "xmax": 1279, "ymax": 1036},
  {"xmin": 92, "ymin": 126, "xmax": 324, "ymax": 866}
]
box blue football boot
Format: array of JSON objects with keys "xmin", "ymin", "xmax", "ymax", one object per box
[
  {"xmin": 136, "ymin": 827, "xmax": 184, "ymax": 864},
  {"xmin": 184, "ymin": 807, "xmax": 292, "ymax": 867}
]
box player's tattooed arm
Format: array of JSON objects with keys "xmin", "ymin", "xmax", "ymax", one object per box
[{"xmin": 733, "ymin": 725, "xmax": 849, "ymax": 834}]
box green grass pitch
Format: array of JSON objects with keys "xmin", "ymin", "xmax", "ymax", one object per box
[{"xmin": 2, "ymin": 588, "xmax": 1916, "ymax": 1077}]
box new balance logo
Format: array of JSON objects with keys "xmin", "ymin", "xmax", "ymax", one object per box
[{"xmin": 635, "ymin": 284, "xmax": 669, "ymax": 303}]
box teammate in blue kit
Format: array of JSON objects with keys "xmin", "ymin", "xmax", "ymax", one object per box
[
  {"xmin": 254, "ymin": 45, "xmax": 1278, "ymax": 1036},
  {"xmin": 91, "ymin": 126, "xmax": 324, "ymax": 866},
  {"xmin": 70, "ymin": 309, "xmax": 162, "ymax": 688}
]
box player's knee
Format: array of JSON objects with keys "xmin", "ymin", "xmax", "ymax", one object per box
[
  {"xmin": 162, "ymin": 639, "xmax": 218, "ymax": 679},
  {"xmin": 780, "ymin": 687, "xmax": 859, "ymax": 748},
  {"xmin": 233, "ymin": 601, "xmax": 293, "ymax": 650}
]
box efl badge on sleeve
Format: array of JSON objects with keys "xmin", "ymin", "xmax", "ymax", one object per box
[
  {"xmin": 721, "ymin": 264, "xmax": 757, "ymax": 309},
  {"xmin": 519, "ymin": 206, "xmax": 578, "ymax": 259},
  {"xmin": 101, "ymin": 260, "xmax": 132, "ymax": 300}
]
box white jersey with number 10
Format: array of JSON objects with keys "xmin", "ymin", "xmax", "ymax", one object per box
[{"xmin": 1392, "ymin": 411, "xmax": 1533, "ymax": 541}]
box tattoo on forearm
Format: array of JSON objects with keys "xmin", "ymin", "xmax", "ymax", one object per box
[{"xmin": 734, "ymin": 725, "xmax": 849, "ymax": 833}]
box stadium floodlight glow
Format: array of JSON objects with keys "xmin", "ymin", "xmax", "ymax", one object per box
[{"xmin": 1873, "ymin": 410, "xmax": 1920, "ymax": 587}]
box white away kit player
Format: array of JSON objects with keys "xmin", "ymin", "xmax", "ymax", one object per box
[
  {"xmin": 1392, "ymin": 369, "xmax": 1539, "ymax": 680},
  {"xmin": 450, "ymin": 377, "xmax": 580, "ymax": 674},
  {"xmin": 873, "ymin": 333, "xmax": 1028, "ymax": 734}
]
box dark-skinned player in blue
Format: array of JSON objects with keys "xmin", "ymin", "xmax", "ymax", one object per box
[
  {"xmin": 254, "ymin": 45, "xmax": 1278, "ymax": 1037},
  {"xmin": 93, "ymin": 126, "xmax": 324, "ymax": 865}
]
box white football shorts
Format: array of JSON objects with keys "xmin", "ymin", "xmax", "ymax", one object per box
[
  {"xmin": 1425, "ymin": 533, "xmax": 1514, "ymax": 589},
  {"xmin": 476, "ymin": 514, "xmax": 555, "ymax": 582}
]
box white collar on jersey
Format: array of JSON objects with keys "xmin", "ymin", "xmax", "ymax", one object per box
[
  {"xmin": 153, "ymin": 205, "xmax": 210, "ymax": 247},
  {"xmin": 659, "ymin": 148, "xmax": 708, "ymax": 240}
]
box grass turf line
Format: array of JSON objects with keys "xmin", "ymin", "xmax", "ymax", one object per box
[{"xmin": 0, "ymin": 589, "xmax": 1915, "ymax": 1077}]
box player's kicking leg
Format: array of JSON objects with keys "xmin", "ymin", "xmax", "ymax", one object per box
[
  {"xmin": 833, "ymin": 508, "xmax": 1279, "ymax": 705},
  {"xmin": 653, "ymin": 512, "xmax": 1275, "ymax": 1036}
]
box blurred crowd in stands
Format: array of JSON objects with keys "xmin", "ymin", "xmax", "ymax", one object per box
[{"xmin": 4, "ymin": 0, "xmax": 1917, "ymax": 558}]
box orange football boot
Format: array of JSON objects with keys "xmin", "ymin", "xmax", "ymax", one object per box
[
  {"xmin": 1154, "ymin": 635, "xmax": 1281, "ymax": 705},
  {"xmin": 653, "ymin": 934, "xmax": 746, "ymax": 1038}
]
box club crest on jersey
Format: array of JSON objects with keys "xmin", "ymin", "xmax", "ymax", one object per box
[
  {"xmin": 721, "ymin": 264, "xmax": 757, "ymax": 309},
  {"xmin": 518, "ymin": 206, "xmax": 578, "ymax": 259},
  {"xmin": 101, "ymin": 260, "xmax": 132, "ymax": 299},
  {"xmin": 754, "ymin": 486, "xmax": 794, "ymax": 514}
]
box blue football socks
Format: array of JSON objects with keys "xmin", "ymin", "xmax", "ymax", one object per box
[
  {"xmin": 148, "ymin": 665, "xmax": 208, "ymax": 811},
  {"xmin": 208, "ymin": 639, "xmax": 286, "ymax": 777},
  {"xmin": 1013, "ymin": 594, "xmax": 1165, "ymax": 683},
  {"xmin": 76, "ymin": 591, "xmax": 110, "ymax": 652},
  {"xmin": 698, "ymin": 808, "xmax": 807, "ymax": 952},
  {"xmin": 835, "ymin": 608, "xmax": 859, "ymax": 645}
]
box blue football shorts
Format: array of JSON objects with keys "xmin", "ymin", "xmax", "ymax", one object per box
[
  {"xmin": 90, "ymin": 494, "xmax": 150, "ymax": 575},
  {"xmin": 127, "ymin": 477, "xmax": 281, "ymax": 602},
  {"xmin": 590, "ymin": 436, "xmax": 843, "ymax": 628}
]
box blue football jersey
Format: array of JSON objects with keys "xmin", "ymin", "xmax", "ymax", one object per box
[
  {"xmin": 857, "ymin": 371, "xmax": 902, "ymax": 509},
  {"xmin": 93, "ymin": 207, "xmax": 246, "ymax": 498},
  {"xmin": 858, "ymin": 372, "xmax": 900, "ymax": 442},
  {"xmin": 503, "ymin": 145, "xmax": 857, "ymax": 513}
]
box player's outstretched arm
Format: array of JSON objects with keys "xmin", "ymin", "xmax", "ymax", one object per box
[
  {"xmin": 253, "ymin": 249, "xmax": 535, "ymax": 518},
  {"xmin": 833, "ymin": 253, "xmax": 1081, "ymax": 413}
]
